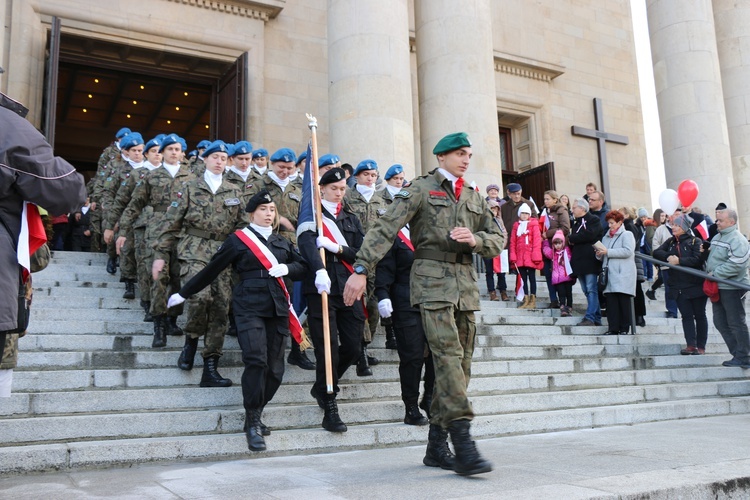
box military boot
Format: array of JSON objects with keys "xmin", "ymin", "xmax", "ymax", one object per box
[
  {"xmin": 177, "ymin": 335, "xmax": 199, "ymax": 370},
  {"xmin": 259, "ymin": 406, "xmax": 271, "ymax": 436},
  {"xmin": 151, "ymin": 315, "xmax": 167, "ymax": 348},
  {"xmin": 356, "ymin": 351, "xmax": 372, "ymax": 377},
  {"xmin": 122, "ymin": 280, "xmax": 136, "ymax": 300},
  {"xmin": 166, "ymin": 316, "xmax": 183, "ymax": 336},
  {"xmin": 385, "ymin": 324, "xmax": 398, "ymax": 350},
  {"xmin": 142, "ymin": 301, "xmax": 153, "ymax": 322},
  {"xmin": 419, "ymin": 395, "xmax": 432, "ymax": 419},
  {"xmin": 200, "ymin": 356, "xmax": 233, "ymax": 388},
  {"xmin": 364, "ymin": 344, "xmax": 379, "ymax": 366},
  {"xmin": 244, "ymin": 408, "xmax": 266, "ymax": 451},
  {"xmin": 226, "ymin": 314, "xmax": 237, "ymax": 337},
  {"xmin": 106, "ymin": 256, "xmax": 117, "ymax": 275},
  {"xmin": 447, "ymin": 419, "xmax": 493, "ymax": 476},
  {"xmin": 288, "ymin": 342, "xmax": 315, "ymax": 370},
  {"xmin": 404, "ymin": 401, "xmax": 428, "ymax": 426},
  {"xmin": 423, "ymin": 424, "xmax": 455, "ymax": 470},
  {"xmin": 322, "ymin": 397, "xmax": 347, "ymax": 433}
]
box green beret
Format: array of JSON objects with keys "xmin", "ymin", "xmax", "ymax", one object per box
[{"xmin": 432, "ymin": 132, "xmax": 472, "ymax": 155}]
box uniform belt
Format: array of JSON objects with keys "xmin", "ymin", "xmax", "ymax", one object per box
[
  {"xmin": 240, "ymin": 270, "xmax": 270, "ymax": 280},
  {"xmin": 413, "ymin": 249, "xmax": 472, "ymax": 264},
  {"xmin": 184, "ymin": 227, "xmax": 230, "ymax": 241},
  {"xmin": 153, "ymin": 204, "xmax": 171, "ymax": 212}
]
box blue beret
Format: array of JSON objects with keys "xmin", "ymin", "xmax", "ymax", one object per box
[
  {"xmin": 319, "ymin": 167, "xmax": 346, "ymax": 185},
  {"xmin": 202, "ymin": 140, "xmax": 228, "ymax": 157},
  {"xmin": 196, "ymin": 140, "xmax": 211, "ymax": 150},
  {"xmin": 252, "ymin": 148, "xmax": 268, "ymax": 159},
  {"xmin": 432, "ymin": 132, "xmax": 472, "ymax": 155},
  {"xmin": 319, "ymin": 154, "xmax": 339, "ymax": 167},
  {"xmin": 353, "ymin": 159, "xmax": 378, "ymax": 176},
  {"xmin": 158, "ymin": 134, "xmax": 182, "ymax": 153},
  {"xmin": 506, "ymin": 183, "xmax": 522, "ymax": 193},
  {"xmin": 177, "ymin": 137, "xmax": 188, "ymax": 152},
  {"xmin": 232, "ymin": 140, "xmax": 253, "ymax": 156},
  {"xmin": 225, "ymin": 144, "xmax": 235, "ymax": 157},
  {"xmin": 120, "ymin": 133, "xmax": 144, "ymax": 150},
  {"xmin": 296, "ymin": 150, "xmax": 308, "ymax": 165},
  {"xmin": 115, "ymin": 127, "xmax": 131, "ymax": 139},
  {"xmin": 270, "ymin": 147, "xmax": 296, "ymax": 163},
  {"xmin": 144, "ymin": 137, "xmax": 162, "ymax": 152},
  {"xmin": 384, "ymin": 164, "xmax": 404, "ymax": 180},
  {"xmin": 187, "ymin": 150, "xmax": 197, "ymax": 159},
  {"xmin": 246, "ymin": 189, "xmax": 274, "ymax": 213},
  {"xmin": 155, "ymin": 134, "xmax": 167, "ymax": 142}
]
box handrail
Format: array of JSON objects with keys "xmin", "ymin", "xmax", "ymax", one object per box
[{"xmin": 635, "ymin": 252, "xmax": 750, "ymax": 292}]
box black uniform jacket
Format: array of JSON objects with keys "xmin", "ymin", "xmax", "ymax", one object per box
[
  {"xmin": 374, "ymin": 236, "xmax": 419, "ymax": 318},
  {"xmin": 298, "ymin": 206, "xmax": 364, "ymax": 297},
  {"xmin": 179, "ymin": 228, "xmax": 307, "ymax": 318}
]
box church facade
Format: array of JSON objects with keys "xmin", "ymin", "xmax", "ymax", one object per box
[{"xmin": 1, "ymin": 0, "xmax": 744, "ymax": 216}]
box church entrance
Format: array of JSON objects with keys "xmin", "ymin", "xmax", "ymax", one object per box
[{"xmin": 44, "ymin": 27, "xmax": 247, "ymax": 180}]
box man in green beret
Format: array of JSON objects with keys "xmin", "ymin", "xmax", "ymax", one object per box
[{"xmin": 343, "ymin": 132, "xmax": 505, "ymax": 476}]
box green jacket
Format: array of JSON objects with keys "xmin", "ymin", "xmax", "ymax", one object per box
[
  {"xmin": 344, "ymin": 186, "xmax": 388, "ymax": 233},
  {"xmin": 706, "ymin": 224, "xmax": 750, "ymax": 289}
]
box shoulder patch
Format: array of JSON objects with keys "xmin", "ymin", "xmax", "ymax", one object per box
[
  {"xmin": 395, "ymin": 190, "xmax": 411, "ymax": 199},
  {"xmin": 170, "ymin": 201, "xmax": 179, "ymax": 208},
  {"xmin": 377, "ymin": 208, "xmax": 387, "ymax": 216},
  {"xmin": 120, "ymin": 181, "xmax": 128, "ymax": 186},
  {"xmin": 288, "ymin": 193, "xmax": 300, "ymax": 201}
]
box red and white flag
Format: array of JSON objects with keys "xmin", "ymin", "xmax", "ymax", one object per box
[
  {"xmin": 18, "ymin": 203, "xmax": 47, "ymax": 281},
  {"xmin": 695, "ymin": 219, "xmax": 709, "ymax": 240},
  {"xmin": 515, "ymin": 266, "xmax": 525, "ymax": 302}
]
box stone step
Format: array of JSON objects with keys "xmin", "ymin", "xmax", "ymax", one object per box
[{"xmin": 2, "ymin": 396, "xmax": 748, "ymax": 474}]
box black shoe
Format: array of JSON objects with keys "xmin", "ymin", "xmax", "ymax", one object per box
[
  {"xmin": 419, "ymin": 396, "xmax": 432, "ymax": 420},
  {"xmin": 166, "ymin": 316, "xmax": 183, "ymax": 336},
  {"xmin": 226, "ymin": 323, "xmax": 238, "ymax": 337},
  {"xmin": 310, "ymin": 386, "xmax": 325, "ymax": 409},
  {"xmin": 199, "ymin": 357, "xmax": 233, "ymax": 387},
  {"xmin": 106, "ymin": 257, "xmax": 117, "ymax": 275},
  {"xmin": 143, "ymin": 311, "xmax": 154, "ymax": 322},
  {"xmin": 322, "ymin": 397, "xmax": 347, "ymax": 433},
  {"xmin": 363, "ymin": 345, "xmax": 379, "ymax": 366},
  {"xmin": 636, "ymin": 316, "xmax": 646, "ymax": 327},
  {"xmin": 666, "ymin": 312, "xmax": 678, "ymax": 319},
  {"xmin": 423, "ymin": 424, "xmax": 455, "ymax": 470},
  {"xmin": 288, "ymin": 344, "xmax": 316, "ymax": 370},
  {"xmin": 448, "ymin": 419, "xmax": 493, "ymax": 476},
  {"xmin": 645, "ymin": 289, "xmax": 656, "ymax": 300},
  {"xmin": 151, "ymin": 315, "xmax": 167, "ymax": 348},
  {"xmin": 385, "ymin": 325, "xmax": 398, "ymax": 350},
  {"xmin": 177, "ymin": 335, "xmax": 199, "ymax": 370},
  {"xmin": 122, "ymin": 280, "xmax": 136, "ymax": 300},
  {"xmin": 404, "ymin": 402, "xmax": 428, "ymax": 426},
  {"xmin": 142, "ymin": 301, "xmax": 153, "ymax": 322},
  {"xmin": 604, "ymin": 331, "xmax": 621, "ymax": 336},
  {"xmin": 244, "ymin": 409, "xmax": 267, "ymax": 451},
  {"xmin": 577, "ymin": 319, "xmax": 595, "ymax": 326},
  {"xmin": 357, "ymin": 345, "xmax": 373, "ymax": 376}
]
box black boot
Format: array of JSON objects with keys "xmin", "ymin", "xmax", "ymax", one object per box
[
  {"xmin": 423, "ymin": 424, "xmax": 455, "ymax": 470},
  {"xmin": 167, "ymin": 316, "xmax": 183, "ymax": 336},
  {"xmin": 123, "ymin": 280, "xmax": 136, "ymax": 299},
  {"xmin": 226, "ymin": 314, "xmax": 237, "ymax": 337},
  {"xmin": 356, "ymin": 350, "xmax": 372, "ymax": 377},
  {"xmin": 142, "ymin": 301, "xmax": 153, "ymax": 322},
  {"xmin": 448, "ymin": 419, "xmax": 493, "ymax": 476},
  {"xmin": 200, "ymin": 356, "xmax": 233, "ymax": 387},
  {"xmin": 419, "ymin": 395, "xmax": 432, "ymax": 420},
  {"xmin": 365, "ymin": 344, "xmax": 380, "ymax": 366},
  {"xmin": 151, "ymin": 315, "xmax": 167, "ymax": 348},
  {"xmin": 106, "ymin": 257, "xmax": 117, "ymax": 275},
  {"xmin": 322, "ymin": 397, "xmax": 347, "ymax": 433},
  {"xmin": 310, "ymin": 386, "xmax": 325, "ymax": 409},
  {"xmin": 288, "ymin": 342, "xmax": 315, "ymax": 370},
  {"xmin": 404, "ymin": 401, "xmax": 428, "ymax": 426},
  {"xmin": 385, "ymin": 324, "xmax": 398, "ymax": 350},
  {"xmin": 244, "ymin": 408, "xmax": 266, "ymax": 451},
  {"xmin": 636, "ymin": 315, "xmax": 646, "ymax": 327},
  {"xmin": 259, "ymin": 407, "xmax": 271, "ymax": 436},
  {"xmin": 177, "ymin": 335, "xmax": 199, "ymax": 370}
]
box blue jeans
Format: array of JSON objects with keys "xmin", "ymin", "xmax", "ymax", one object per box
[
  {"xmin": 712, "ymin": 289, "xmax": 750, "ymax": 363},
  {"xmin": 579, "ymin": 274, "xmax": 601, "ymax": 324},
  {"xmin": 482, "ymin": 258, "xmax": 506, "ymax": 292}
]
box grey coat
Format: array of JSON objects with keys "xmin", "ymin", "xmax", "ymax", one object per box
[
  {"xmin": 0, "ymin": 93, "xmax": 86, "ymax": 332},
  {"xmin": 598, "ymin": 224, "xmax": 636, "ymax": 296}
]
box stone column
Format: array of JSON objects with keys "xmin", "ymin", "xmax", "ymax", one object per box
[
  {"xmin": 713, "ymin": 0, "xmax": 750, "ymax": 222},
  {"xmin": 327, "ymin": 0, "xmax": 415, "ymax": 179},
  {"xmin": 647, "ymin": 0, "xmax": 735, "ymax": 212},
  {"xmin": 414, "ymin": 0, "xmax": 500, "ymax": 184}
]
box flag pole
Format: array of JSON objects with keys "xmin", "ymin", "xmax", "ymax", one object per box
[{"xmin": 306, "ymin": 113, "xmax": 334, "ymax": 394}]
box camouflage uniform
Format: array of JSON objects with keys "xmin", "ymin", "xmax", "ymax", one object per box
[
  {"xmin": 353, "ymin": 169, "xmax": 505, "ymax": 428},
  {"xmin": 223, "ymin": 170, "xmax": 256, "ymax": 208},
  {"xmin": 96, "ymin": 156, "xmax": 128, "ymax": 262},
  {"xmin": 188, "ymin": 156, "xmax": 205, "ymax": 176},
  {"xmin": 344, "ymin": 187, "xmax": 388, "ymax": 343},
  {"xmin": 247, "ymin": 173, "xmax": 302, "ymax": 245},
  {"xmin": 120, "ymin": 165, "xmax": 195, "ymax": 317},
  {"xmin": 0, "ymin": 333, "xmax": 19, "ymax": 370},
  {"xmin": 102, "ymin": 164, "xmax": 142, "ymax": 281},
  {"xmin": 153, "ymin": 176, "xmax": 249, "ymax": 359}
]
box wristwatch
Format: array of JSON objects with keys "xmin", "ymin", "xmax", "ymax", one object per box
[{"xmin": 353, "ymin": 264, "xmax": 367, "ymax": 276}]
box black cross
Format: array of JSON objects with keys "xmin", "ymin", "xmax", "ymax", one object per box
[{"xmin": 571, "ymin": 98, "xmax": 629, "ymax": 199}]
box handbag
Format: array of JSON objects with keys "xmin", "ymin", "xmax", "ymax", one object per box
[
  {"xmin": 703, "ymin": 278, "xmax": 720, "ymax": 303},
  {"xmin": 597, "ymin": 266, "xmax": 609, "ymax": 292}
]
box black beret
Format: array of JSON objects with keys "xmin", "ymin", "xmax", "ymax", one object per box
[
  {"xmin": 716, "ymin": 202, "xmax": 727, "ymax": 211},
  {"xmin": 319, "ymin": 167, "xmax": 346, "ymax": 185},
  {"xmin": 245, "ymin": 189, "xmax": 274, "ymax": 213}
]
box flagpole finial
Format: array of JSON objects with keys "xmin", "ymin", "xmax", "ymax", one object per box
[{"xmin": 306, "ymin": 113, "xmax": 318, "ymax": 131}]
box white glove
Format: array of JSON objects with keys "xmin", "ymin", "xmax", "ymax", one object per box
[
  {"xmin": 378, "ymin": 299, "xmax": 393, "ymax": 318},
  {"xmin": 316, "ymin": 236, "xmax": 340, "ymax": 253},
  {"xmin": 268, "ymin": 264, "xmax": 289, "ymax": 277},
  {"xmin": 168, "ymin": 293, "xmax": 186, "ymax": 308},
  {"xmin": 315, "ymin": 269, "xmax": 331, "ymax": 295}
]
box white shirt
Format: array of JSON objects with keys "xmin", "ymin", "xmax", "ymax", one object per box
[
  {"xmin": 162, "ymin": 162, "xmax": 180, "ymax": 178},
  {"xmin": 228, "ymin": 165, "xmax": 251, "ymax": 182},
  {"xmin": 268, "ymin": 171, "xmax": 290, "ymax": 191}
]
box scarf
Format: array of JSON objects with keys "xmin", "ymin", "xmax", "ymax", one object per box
[
  {"xmin": 144, "ymin": 161, "xmax": 159, "ymax": 171},
  {"xmin": 356, "ymin": 184, "xmax": 375, "ymax": 202},
  {"xmin": 268, "ymin": 170, "xmax": 290, "ymax": 191},
  {"xmin": 516, "ymin": 220, "xmax": 529, "ymax": 237},
  {"xmin": 254, "ymin": 165, "xmax": 267, "ymax": 176},
  {"xmin": 163, "ymin": 162, "xmax": 180, "ymax": 178},
  {"xmin": 321, "ymin": 199, "xmax": 341, "ymax": 217},
  {"xmin": 229, "ymin": 165, "xmax": 251, "ymax": 181},
  {"xmin": 250, "ymin": 223, "xmax": 273, "ymax": 239},
  {"xmin": 204, "ymin": 170, "xmax": 223, "ymax": 194},
  {"xmin": 609, "ymin": 227, "xmax": 619, "ymax": 238},
  {"xmin": 386, "ymin": 185, "xmax": 401, "ymax": 198},
  {"xmin": 81, "ymin": 206, "xmax": 90, "ymax": 215},
  {"xmin": 128, "ymin": 159, "xmax": 145, "ymax": 169}
]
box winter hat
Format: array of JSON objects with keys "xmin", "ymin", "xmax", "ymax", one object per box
[
  {"xmin": 518, "ymin": 203, "xmax": 531, "ymax": 217},
  {"xmin": 637, "ymin": 207, "xmax": 649, "ymax": 218},
  {"xmin": 552, "ymin": 230, "xmax": 566, "ymax": 243},
  {"xmin": 672, "ymin": 214, "xmax": 693, "ymax": 233}
]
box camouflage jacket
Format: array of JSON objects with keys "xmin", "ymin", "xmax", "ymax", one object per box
[
  {"xmin": 354, "ymin": 169, "xmax": 505, "ymax": 311},
  {"xmin": 104, "ymin": 166, "xmax": 156, "ymax": 231},
  {"xmin": 224, "ymin": 169, "xmax": 256, "ymax": 208},
  {"xmin": 119, "ymin": 165, "xmax": 195, "ymax": 235},
  {"xmin": 95, "ymin": 157, "xmax": 128, "ymax": 212},
  {"xmin": 247, "ymin": 174, "xmax": 302, "ymax": 245},
  {"xmin": 153, "ymin": 177, "xmax": 249, "ymax": 264},
  {"xmin": 97, "ymin": 142, "xmax": 118, "ymax": 171},
  {"xmin": 344, "ymin": 186, "xmax": 388, "ymax": 233},
  {"xmin": 0, "ymin": 333, "xmax": 19, "ymax": 369}
]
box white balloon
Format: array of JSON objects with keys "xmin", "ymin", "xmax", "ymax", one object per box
[{"xmin": 659, "ymin": 189, "xmax": 680, "ymax": 215}]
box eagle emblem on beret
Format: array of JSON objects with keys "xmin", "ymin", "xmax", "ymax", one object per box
[
  {"xmin": 335, "ymin": 171, "xmax": 341, "ymax": 180},
  {"xmin": 263, "ymin": 194, "xmax": 271, "ymax": 202}
]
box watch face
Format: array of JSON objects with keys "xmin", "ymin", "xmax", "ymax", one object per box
[{"xmin": 355, "ymin": 265, "xmax": 366, "ymax": 275}]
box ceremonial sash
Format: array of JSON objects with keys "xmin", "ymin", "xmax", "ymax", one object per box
[
  {"xmin": 321, "ymin": 215, "xmax": 368, "ymax": 318},
  {"xmin": 234, "ymin": 228, "xmax": 307, "ymax": 346},
  {"xmin": 397, "ymin": 227, "xmax": 414, "ymax": 252}
]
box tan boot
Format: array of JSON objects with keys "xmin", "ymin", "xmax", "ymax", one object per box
[
  {"xmin": 489, "ymin": 290, "xmax": 498, "ymax": 301},
  {"xmin": 526, "ymin": 294, "xmax": 537, "ymax": 309},
  {"xmin": 518, "ymin": 295, "xmax": 530, "ymax": 309},
  {"xmin": 500, "ymin": 291, "xmax": 510, "ymax": 301}
]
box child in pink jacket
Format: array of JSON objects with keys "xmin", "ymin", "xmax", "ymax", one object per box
[{"xmin": 542, "ymin": 229, "xmax": 575, "ymax": 316}]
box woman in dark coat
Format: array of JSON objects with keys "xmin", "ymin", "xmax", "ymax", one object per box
[
  {"xmin": 168, "ymin": 190, "xmax": 308, "ymax": 452},
  {"xmin": 653, "ymin": 214, "xmax": 708, "ymax": 354}
]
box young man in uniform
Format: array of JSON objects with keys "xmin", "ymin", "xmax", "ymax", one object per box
[
  {"xmin": 250, "ymin": 148, "xmax": 269, "ymax": 181},
  {"xmin": 343, "ymin": 132, "xmax": 504, "ymax": 476}
]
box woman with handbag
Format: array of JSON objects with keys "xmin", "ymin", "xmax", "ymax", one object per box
[
  {"xmin": 653, "ymin": 214, "xmax": 708, "ymax": 354},
  {"xmin": 595, "ymin": 211, "xmax": 636, "ymax": 335}
]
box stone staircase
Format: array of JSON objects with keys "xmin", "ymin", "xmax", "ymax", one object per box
[{"xmin": 2, "ymin": 251, "xmax": 749, "ymax": 474}]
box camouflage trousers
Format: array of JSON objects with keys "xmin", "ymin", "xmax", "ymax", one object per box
[
  {"xmin": 89, "ymin": 208, "xmax": 103, "ymax": 252},
  {"xmin": 149, "ymin": 244, "xmax": 182, "ymax": 317},
  {"xmin": 134, "ymin": 227, "xmax": 152, "ymax": 302},
  {"xmin": 0, "ymin": 333, "xmax": 19, "ymax": 370},
  {"xmin": 419, "ymin": 303, "xmax": 476, "ymax": 429},
  {"xmin": 118, "ymin": 228, "xmax": 137, "ymax": 281},
  {"xmin": 181, "ymin": 259, "xmax": 231, "ymax": 359}
]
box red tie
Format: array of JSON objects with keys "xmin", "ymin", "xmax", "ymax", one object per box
[
  {"xmin": 454, "ymin": 177, "xmax": 464, "ymax": 201},
  {"xmin": 335, "ymin": 203, "xmax": 342, "ymax": 217}
]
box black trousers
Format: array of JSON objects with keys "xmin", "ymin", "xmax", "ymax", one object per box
[
  {"xmin": 392, "ymin": 309, "xmax": 434, "ymax": 404},
  {"xmin": 605, "ymin": 292, "xmax": 632, "ymax": 332},
  {"xmin": 235, "ymin": 313, "xmax": 287, "ymax": 411},
  {"xmin": 306, "ymin": 293, "xmax": 364, "ymax": 397}
]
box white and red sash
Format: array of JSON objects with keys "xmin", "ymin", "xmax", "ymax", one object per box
[
  {"xmin": 321, "ymin": 215, "xmax": 368, "ymax": 317},
  {"xmin": 234, "ymin": 228, "xmax": 305, "ymax": 345},
  {"xmin": 397, "ymin": 227, "xmax": 414, "ymax": 252}
]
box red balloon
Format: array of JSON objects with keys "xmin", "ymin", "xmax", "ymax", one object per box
[{"xmin": 677, "ymin": 180, "xmax": 699, "ymax": 207}]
